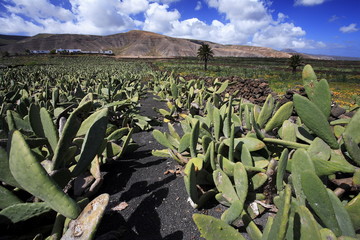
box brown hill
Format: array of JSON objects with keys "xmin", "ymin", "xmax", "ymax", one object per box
[
  {"xmin": 0, "ymin": 30, "xmax": 292, "ymax": 58},
  {"xmin": 0, "ymin": 34, "xmax": 29, "ymax": 47}
]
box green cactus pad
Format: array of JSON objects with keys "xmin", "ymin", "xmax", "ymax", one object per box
[
  {"xmin": 312, "ymin": 158, "xmax": 355, "ymax": 176},
  {"xmin": 52, "ymin": 101, "xmax": 93, "ymax": 170},
  {"xmin": 280, "ymin": 120, "xmax": 297, "ymax": 142},
  {"xmin": 106, "ymin": 127, "xmax": 129, "ymax": 141},
  {"xmin": 263, "ymin": 138, "xmax": 309, "ymax": 149},
  {"xmin": 184, "ymin": 162, "xmax": 199, "ymax": 207},
  {"xmin": 40, "ymin": 107, "xmax": 59, "ymax": 152},
  {"xmin": 71, "ymin": 109, "xmax": 108, "ymax": 177},
  {"xmin": 291, "ymin": 148, "xmax": 315, "ymax": 205},
  {"xmin": 215, "ymin": 80, "xmax": 229, "ymax": 94},
  {"xmin": 77, "ymin": 109, "xmax": 109, "ymax": 137},
  {"xmin": 221, "ymin": 199, "xmax": 243, "ymax": 224},
  {"xmin": 267, "ymin": 184, "xmax": 291, "ymax": 240},
  {"xmin": 294, "ymin": 94, "xmax": 339, "ymax": 149},
  {"xmin": 62, "ymin": 193, "xmax": 109, "ymax": 240},
  {"xmin": 213, "ymin": 107, "xmax": 222, "ymax": 141},
  {"xmin": 224, "ymin": 137, "xmax": 265, "ymax": 152},
  {"xmin": 168, "ymin": 123, "xmax": 181, "ymax": 141},
  {"xmin": 307, "ymin": 137, "xmax": 331, "ymax": 161},
  {"xmin": 0, "ymin": 202, "xmax": 51, "ymax": 224},
  {"xmin": 345, "ymin": 194, "xmax": 360, "ymax": 231},
  {"xmin": 213, "ymin": 169, "xmax": 239, "ymax": 204},
  {"xmin": 0, "ymin": 185, "xmax": 23, "ymax": 209},
  {"xmin": 234, "ymin": 162, "xmax": 248, "ymax": 205},
  {"xmin": 117, "ymin": 128, "xmax": 134, "ymax": 158},
  {"xmin": 0, "ymin": 147, "xmax": 20, "ymax": 188},
  {"xmin": 190, "ymin": 119, "xmax": 200, "ymax": 158},
  {"xmin": 29, "ymin": 104, "xmax": 45, "ymax": 138},
  {"xmin": 177, "ymin": 133, "xmax": 190, "ymax": 153},
  {"xmin": 343, "ymin": 110, "xmax": 360, "ymax": 164},
  {"xmin": 193, "ymin": 214, "xmax": 245, "ymax": 240},
  {"xmin": 326, "ymin": 189, "xmax": 356, "ymax": 237},
  {"xmin": 310, "ymin": 79, "xmax": 332, "ymax": 118},
  {"xmin": 296, "ymin": 205, "xmax": 322, "ymax": 240},
  {"xmin": 7, "ymin": 110, "xmax": 32, "ymax": 132},
  {"xmin": 302, "ymin": 64, "xmax": 317, "ymax": 97},
  {"xmin": 319, "ymin": 228, "xmax": 337, "ymax": 240},
  {"xmin": 251, "ymin": 172, "xmax": 268, "ymax": 190},
  {"xmin": 9, "ymin": 131, "xmax": 80, "ymax": 219},
  {"xmin": 276, "ymin": 148, "xmax": 289, "ymax": 192},
  {"xmin": 257, "ymin": 94, "xmax": 275, "ymax": 128},
  {"xmin": 152, "ymin": 129, "xmax": 175, "ymax": 150},
  {"xmin": 264, "ymin": 101, "xmax": 293, "ymax": 132},
  {"xmin": 301, "ymin": 170, "xmax": 341, "ymax": 236}
]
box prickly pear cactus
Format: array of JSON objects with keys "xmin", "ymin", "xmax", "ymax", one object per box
[
  {"xmin": 61, "ymin": 193, "xmax": 109, "ymax": 240},
  {"xmin": 193, "ymin": 214, "xmax": 246, "ymax": 240}
]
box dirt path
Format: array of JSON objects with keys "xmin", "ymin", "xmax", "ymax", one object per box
[{"xmin": 96, "ymin": 94, "xmax": 212, "ymax": 239}]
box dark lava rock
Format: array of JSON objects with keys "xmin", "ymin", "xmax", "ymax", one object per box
[
  {"xmin": 331, "ymin": 104, "xmax": 346, "ymax": 118},
  {"xmin": 343, "ymin": 111, "xmax": 356, "ymax": 118}
]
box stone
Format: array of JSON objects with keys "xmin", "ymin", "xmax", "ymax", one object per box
[{"xmin": 331, "ymin": 104, "xmax": 346, "ymax": 118}]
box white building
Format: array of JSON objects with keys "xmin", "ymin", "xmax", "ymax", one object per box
[
  {"xmin": 102, "ymin": 50, "xmax": 113, "ymax": 55},
  {"xmin": 56, "ymin": 49, "xmax": 82, "ymax": 53},
  {"xmin": 30, "ymin": 50, "xmax": 50, "ymax": 54}
]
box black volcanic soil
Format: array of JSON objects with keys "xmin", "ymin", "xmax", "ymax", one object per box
[
  {"xmin": 95, "ymin": 94, "xmax": 214, "ymax": 240},
  {"xmin": 95, "ymin": 93, "xmax": 269, "ymax": 240}
]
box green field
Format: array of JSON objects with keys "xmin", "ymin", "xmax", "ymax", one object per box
[
  {"xmin": 1, "ymin": 55, "xmax": 359, "ymax": 107},
  {"xmin": 152, "ymin": 57, "xmax": 360, "ymax": 107}
]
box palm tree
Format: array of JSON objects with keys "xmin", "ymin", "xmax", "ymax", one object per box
[
  {"xmin": 288, "ymin": 54, "xmax": 303, "ymax": 73},
  {"xmin": 197, "ymin": 43, "xmax": 214, "ymax": 71}
]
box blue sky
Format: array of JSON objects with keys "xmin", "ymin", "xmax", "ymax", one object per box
[{"xmin": 0, "ymin": 0, "xmax": 359, "ymax": 57}]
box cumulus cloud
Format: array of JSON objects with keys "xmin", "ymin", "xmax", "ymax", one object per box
[
  {"xmin": 294, "ymin": 0, "xmax": 326, "ymax": 6},
  {"xmin": 143, "ymin": 3, "xmax": 180, "ymax": 33},
  {"xmin": 206, "ymin": 0, "xmax": 270, "ymax": 23},
  {"xmin": 0, "ymin": 13, "xmax": 43, "ymax": 35},
  {"xmin": 70, "ymin": 0, "xmax": 135, "ymax": 29},
  {"xmin": 118, "ymin": 0, "xmax": 149, "ymax": 15},
  {"xmin": 339, "ymin": 23, "xmax": 359, "ymax": 33},
  {"xmin": 195, "ymin": 0, "xmax": 318, "ymax": 49},
  {"xmin": 252, "ymin": 22, "xmax": 306, "ymax": 48},
  {"xmin": 0, "ymin": 0, "xmax": 325, "ymax": 51},
  {"xmin": 1, "ymin": 0, "xmax": 141, "ymax": 35},
  {"xmin": 4, "ymin": 0, "xmax": 74, "ymax": 22}
]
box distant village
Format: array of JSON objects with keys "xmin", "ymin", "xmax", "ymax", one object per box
[{"xmin": 29, "ymin": 49, "xmax": 113, "ymax": 55}]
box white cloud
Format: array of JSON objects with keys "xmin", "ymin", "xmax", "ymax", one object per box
[
  {"xmin": 198, "ymin": 0, "xmax": 319, "ymax": 49},
  {"xmin": 70, "ymin": 0, "xmax": 137, "ymax": 29},
  {"xmin": 152, "ymin": 0, "xmax": 180, "ymax": 4},
  {"xmin": 252, "ymin": 22, "xmax": 306, "ymax": 48},
  {"xmin": 0, "ymin": 13, "xmax": 43, "ymax": 35},
  {"xmin": 339, "ymin": 23, "xmax": 359, "ymax": 33},
  {"xmin": 4, "ymin": 0, "xmax": 74, "ymax": 22},
  {"xmin": 206, "ymin": 0, "xmax": 270, "ymax": 22},
  {"xmin": 294, "ymin": 0, "xmax": 326, "ymax": 6},
  {"xmin": 2, "ymin": 0, "xmax": 140, "ymax": 35},
  {"xmin": 143, "ymin": 3, "xmax": 180, "ymax": 33},
  {"xmin": 0, "ymin": 0, "xmax": 326, "ymax": 51},
  {"xmin": 118, "ymin": 0, "xmax": 149, "ymax": 15},
  {"xmin": 195, "ymin": 1, "xmax": 202, "ymax": 11}
]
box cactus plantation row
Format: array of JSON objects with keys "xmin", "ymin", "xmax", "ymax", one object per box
[
  {"xmin": 0, "ymin": 56, "xmax": 359, "ymax": 239},
  {"xmin": 0, "ymin": 58, "xmax": 152, "ymax": 239},
  {"xmin": 151, "ymin": 65, "xmax": 360, "ymax": 239}
]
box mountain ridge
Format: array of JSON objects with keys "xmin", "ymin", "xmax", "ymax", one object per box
[{"xmin": 1, "ymin": 30, "xmax": 358, "ymax": 60}]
